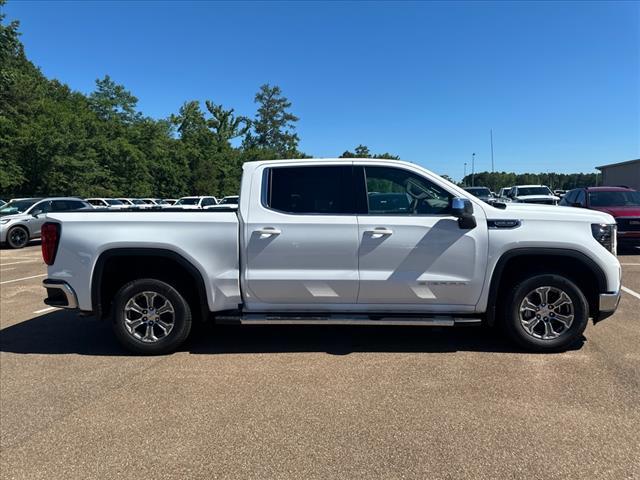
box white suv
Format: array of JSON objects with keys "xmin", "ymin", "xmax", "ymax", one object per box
[
  {"xmin": 174, "ymin": 196, "xmax": 218, "ymax": 209},
  {"xmin": 86, "ymin": 198, "xmax": 128, "ymax": 209}
]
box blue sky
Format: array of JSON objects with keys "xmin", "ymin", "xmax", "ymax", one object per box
[{"xmin": 6, "ymin": 0, "xmax": 639, "ymax": 179}]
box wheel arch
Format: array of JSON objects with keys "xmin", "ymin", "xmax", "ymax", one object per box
[
  {"xmin": 485, "ymin": 248, "xmax": 607, "ymax": 326},
  {"xmin": 91, "ymin": 248, "xmax": 210, "ymax": 322}
]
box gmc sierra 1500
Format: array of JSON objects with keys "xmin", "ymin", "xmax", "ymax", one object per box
[{"xmin": 41, "ymin": 159, "xmax": 621, "ymax": 354}]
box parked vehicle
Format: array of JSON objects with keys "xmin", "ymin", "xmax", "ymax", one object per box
[
  {"xmin": 218, "ymin": 195, "xmax": 239, "ymax": 206},
  {"xmin": 560, "ymin": 186, "xmax": 640, "ymax": 247},
  {"xmin": 205, "ymin": 195, "xmax": 239, "ymax": 210},
  {"xmin": 116, "ymin": 198, "xmax": 151, "ymax": 209},
  {"xmin": 1, "ymin": 197, "xmax": 92, "ymax": 249},
  {"xmin": 498, "ymin": 187, "xmax": 512, "ymax": 200},
  {"xmin": 163, "ymin": 199, "xmax": 178, "ymax": 205},
  {"xmin": 174, "ymin": 196, "xmax": 218, "ymax": 209},
  {"xmin": 86, "ymin": 198, "xmax": 128, "ymax": 209},
  {"xmin": 554, "ymin": 189, "xmax": 567, "ymax": 198},
  {"xmin": 139, "ymin": 198, "xmax": 172, "ymax": 208},
  {"xmin": 507, "ymin": 185, "xmax": 560, "ymax": 205},
  {"xmin": 463, "ymin": 186, "xmax": 496, "ymax": 205},
  {"xmin": 42, "ymin": 159, "xmax": 620, "ymax": 354}
]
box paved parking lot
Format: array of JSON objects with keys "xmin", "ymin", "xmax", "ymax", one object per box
[{"xmin": 1, "ymin": 244, "xmax": 639, "ymax": 479}]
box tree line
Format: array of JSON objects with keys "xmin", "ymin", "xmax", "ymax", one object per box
[
  {"xmin": 0, "ymin": 2, "xmax": 600, "ymax": 199},
  {"xmin": 461, "ymin": 171, "xmax": 599, "ymax": 192}
]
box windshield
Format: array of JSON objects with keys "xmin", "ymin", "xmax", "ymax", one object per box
[
  {"xmin": 155, "ymin": 199, "xmax": 168, "ymax": 205},
  {"xmin": 589, "ymin": 190, "xmax": 640, "ymax": 207},
  {"xmin": 175, "ymin": 198, "xmax": 199, "ymax": 205},
  {"xmin": 465, "ymin": 188, "xmax": 491, "ymax": 197},
  {"xmin": 131, "ymin": 199, "xmax": 146, "ymax": 205},
  {"xmin": 219, "ymin": 197, "xmax": 238, "ymax": 205},
  {"xmin": 106, "ymin": 199, "xmax": 124, "ymax": 205},
  {"xmin": 517, "ymin": 187, "xmax": 552, "ymax": 196},
  {"xmin": 0, "ymin": 199, "xmax": 39, "ymax": 216}
]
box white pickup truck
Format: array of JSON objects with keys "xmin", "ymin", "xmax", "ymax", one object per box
[{"xmin": 41, "ymin": 159, "xmax": 621, "ymax": 354}]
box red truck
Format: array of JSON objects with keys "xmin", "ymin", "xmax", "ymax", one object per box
[{"xmin": 560, "ymin": 186, "xmax": 640, "ymax": 248}]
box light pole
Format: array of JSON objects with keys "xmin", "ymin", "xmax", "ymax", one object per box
[
  {"xmin": 490, "ymin": 129, "xmax": 494, "ymax": 173},
  {"xmin": 471, "ymin": 153, "xmax": 475, "ymax": 187},
  {"xmin": 464, "ymin": 162, "xmax": 467, "ymax": 185}
]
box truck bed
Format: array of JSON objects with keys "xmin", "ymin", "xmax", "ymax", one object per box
[{"xmin": 46, "ymin": 210, "xmax": 241, "ymax": 312}]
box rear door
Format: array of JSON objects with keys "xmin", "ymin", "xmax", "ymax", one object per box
[
  {"xmin": 355, "ymin": 164, "xmax": 488, "ymax": 311},
  {"xmin": 243, "ymin": 163, "xmax": 360, "ymax": 309}
]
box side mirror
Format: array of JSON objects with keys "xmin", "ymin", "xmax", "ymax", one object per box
[{"xmin": 451, "ymin": 197, "xmax": 477, "ymax": 229}]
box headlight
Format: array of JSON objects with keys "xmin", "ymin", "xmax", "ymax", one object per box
[
  {"xmin": 0, "ymin": 219, "xmax": 10, "ymax": 225},
  {"xmin": 591, "ymin": 223, "xmax": 617, "ymax": 255}
]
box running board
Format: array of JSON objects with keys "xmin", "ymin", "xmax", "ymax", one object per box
[{"xmin": 216, "ymin": 314, "xmax": 482, "ymax": 327}]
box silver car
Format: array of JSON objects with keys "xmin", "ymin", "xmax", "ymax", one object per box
[{"xmin": 0, "ymin": 197, "xmax": 92, "ymax": 249}]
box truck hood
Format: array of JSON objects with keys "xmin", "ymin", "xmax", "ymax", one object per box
[
  {"xmin": 590, "ymin": 206, "xmax": 640, "ymax": 218},
  {"xmin": 489, "ymin": 203, "xmax": 614, "ymax": 224}
]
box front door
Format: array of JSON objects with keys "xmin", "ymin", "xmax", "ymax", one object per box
[
  {"xmin": 356, "ymin": 165, "xmax": 488, "ymax": 311},
  {"xmin": 243, "ymin": 164, "xmax": 360, "ymax": 309},
  {"xmin": 27, "ymin": 200, "xmax": 52, "ymax": 237}
]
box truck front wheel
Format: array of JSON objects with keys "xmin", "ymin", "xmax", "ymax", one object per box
[
  {"xmin": 112, "ymin": 279, "xmax": 192, "ymax": 355},
  {"xmin": 504, "ymin": 274, "xmax": 589, "ymax": 352}
]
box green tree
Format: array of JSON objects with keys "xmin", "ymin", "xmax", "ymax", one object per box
[
  {"xmin": 244, "ymin": 84, "xmax": 300, "ymax": 157},
  {"xmin": 88, "ymin": 75, "xmax": 141, "ymax": 124},
  {"xmin": 205, "ymin": 101, "xmax": 250, "ymax": 144},
  {"xmin": 340, "ymin": 145, "xmax": 399, "ymax": 160}
]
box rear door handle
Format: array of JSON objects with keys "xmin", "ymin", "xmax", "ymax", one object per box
[
  {"xmin": 366, "ymin": 227, "xmax": 393, "ymax": 238},
  {"xmin": 255, "ymin": 227, "xmax": 281, "ymax": 236}
]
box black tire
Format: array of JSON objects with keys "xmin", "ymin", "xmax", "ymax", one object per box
[
  {"xmin": 503, "ymin": 274, "xmax": 588, "ymax": 352},
  {"xmin": 112, "ymin": 278, "xmax": 192, "ymax": 355},
  {"xmin": 6, "ymin": 226, "xmax": 29, "ymax": 249}
]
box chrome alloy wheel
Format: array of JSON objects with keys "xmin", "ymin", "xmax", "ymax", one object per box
[
  {"xmin": 123, "ymin": 291, "xmax": 175, "ymax": 343},
  {"xmin": 519, "ymin": 286, "xmax": 574, "ymax": 340}
]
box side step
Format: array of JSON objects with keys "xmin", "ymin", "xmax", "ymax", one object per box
[{"xmin": 216, "ymin": 313, "xmax": 482, "ymax": 327}]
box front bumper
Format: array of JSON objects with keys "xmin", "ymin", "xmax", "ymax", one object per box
[
  {"xmin": 43, "ymin": 279, "xmax": 78, "ymax": 309},
  {"xmin": 594, "ymin": 291, "xmax": 621, "ymax": 323}
]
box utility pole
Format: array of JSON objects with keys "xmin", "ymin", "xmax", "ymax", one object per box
[
  {"xmin": 490, "ymin": 129, "xmax": 494, "ymax": 172},
  {"xmin": 471, "ymin": 153, "xmax": 475, "ymax": 187},
  {"xmin": 463, "ymin": 162, "xmax": 467, "ymax": 185}
]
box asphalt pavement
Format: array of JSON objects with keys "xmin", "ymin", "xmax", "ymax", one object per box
[{"xmin": 1, "ymin": 244, "xmax": 639, "ymax": 479}]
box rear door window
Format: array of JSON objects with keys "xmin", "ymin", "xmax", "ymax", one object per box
[{"xmin": 265, "ymin": 166, "xmax": 356, "ymax": 214}]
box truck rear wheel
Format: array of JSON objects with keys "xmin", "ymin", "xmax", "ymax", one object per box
[
  {"xmin": 112, "ymin": 278, "xmax": 192, "ymax": 355},
  {"xmin": 504, "ymin": 274, "xmax": 588, "ymax": 352}
]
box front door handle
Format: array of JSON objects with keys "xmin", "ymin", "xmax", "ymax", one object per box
[
  {"xmin": 255, "ymin": 227, "xmax": 281, "ymax": 237},
  {"xmin": 366, "ymin": 227, "xmax": 393, "ymax": 238}
]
